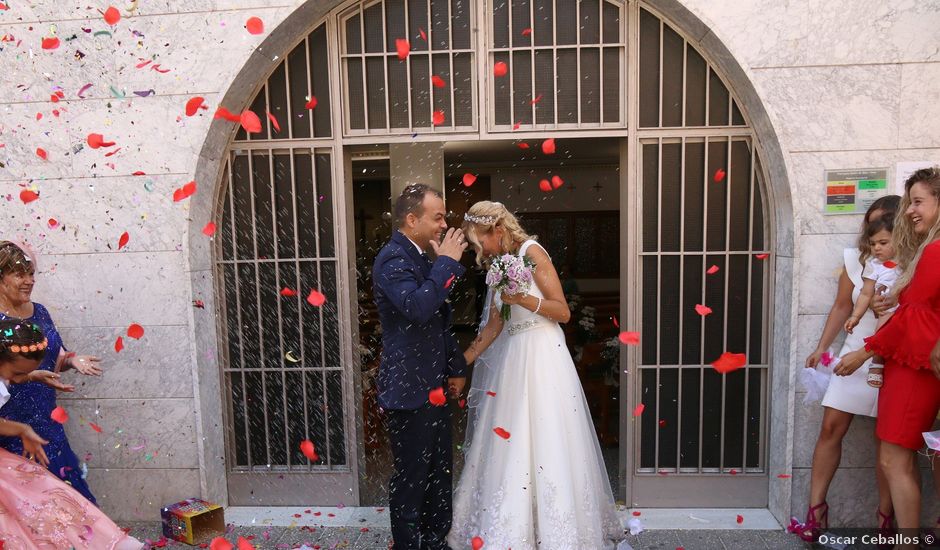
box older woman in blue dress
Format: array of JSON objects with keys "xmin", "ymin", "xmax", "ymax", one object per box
[{"xmin": 0, "ymin": 241, "xmax": 101, "ymax": 503}]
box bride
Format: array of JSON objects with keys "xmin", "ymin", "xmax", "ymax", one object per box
[{"xmin": 448, "ymin": 201, "xmax": 623, "ymax": 549}]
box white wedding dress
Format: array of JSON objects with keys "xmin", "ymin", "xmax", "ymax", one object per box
[{"xmin": 448, "ymin": 240, "xmax": 623, "ymax": 550}]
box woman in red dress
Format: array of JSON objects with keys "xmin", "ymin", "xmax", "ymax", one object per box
[{"xmin": 836, "ymin": 166, "xmax": 940, "ymax": 535}]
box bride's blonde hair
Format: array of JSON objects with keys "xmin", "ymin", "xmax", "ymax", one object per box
[{"xmin": 461, "ymin": 201, "xmax": 534, "ymax": 267}]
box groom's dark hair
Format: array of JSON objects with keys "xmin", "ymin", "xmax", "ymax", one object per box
[{"xmin": 395, "ymin": 183, "xmax": 443, "ymax": 226}]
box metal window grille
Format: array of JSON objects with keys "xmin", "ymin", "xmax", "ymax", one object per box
[
  {"xmin": 339, "ymin": 0, "xmax": 477, "ymax": 135},
  {"xmin": 215, "ymin": 147, "xmax": 346, "ymax": 471},
  {"xmin": 636, "ymin": 135, "xmax": 770, "ymax": 475},
  {"xmin": 488, "ymin": 0, "xmax": 626, "ymax": 130}
]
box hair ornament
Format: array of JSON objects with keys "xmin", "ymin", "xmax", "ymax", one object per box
[{"xmin": 464, "ymin": 212, "xmax": 497, "ymax": 225}]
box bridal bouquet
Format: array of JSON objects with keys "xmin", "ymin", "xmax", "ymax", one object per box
[{"xmin": 486, "ymin": 253, "xmax": 536, "ymax": 321}]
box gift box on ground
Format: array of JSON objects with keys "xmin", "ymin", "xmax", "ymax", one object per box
[{"xmin": 161, "ymin": 498, "xmax": 225, "ymax": 545}]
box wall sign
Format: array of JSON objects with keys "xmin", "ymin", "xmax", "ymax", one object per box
[{"xmin": 824, "ymin": 168, "xmax": 888, "ymax": 215}]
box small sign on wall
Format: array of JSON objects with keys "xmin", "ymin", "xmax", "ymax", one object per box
[{"xmin": 824, "ymin": 168, "xmax": 888, "ymax": 215}]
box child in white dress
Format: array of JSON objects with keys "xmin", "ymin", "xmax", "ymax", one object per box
[{"xmin": 844, "ymin": 218, "xmax": 898, "ymax": 387}]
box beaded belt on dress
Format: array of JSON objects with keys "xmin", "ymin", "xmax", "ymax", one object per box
[{"xmin": 507, "ymin": 318, "xmax": 549, "ymax": 335}]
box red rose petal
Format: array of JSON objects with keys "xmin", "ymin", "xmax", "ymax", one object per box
[
  {"xmin": 41, "ymin": 37, "xmax": 60, "ymax": 50},
  {"xmin": 618, "ymin": 331, "xmax": 640, "ymax": 345},
  {"xmin": 245, "ymin": 16, "xmax": 264, "ymax": 35},
  {"xmin": 512, "ymin": 121, "xmax": 521, "ymax": 130},
  {"xmin": 299, "ymin": 439, "xmax": 318, "ymax": 461},
  {"xmin": 36, "ymin": 147, "xmax": 48, "ymax": 160},
  {"xmin": 493, "ymin": 427, "xmax": 510, "ymax": 439},
  {"xmin": 694, "ymin": 304, "xmax": 712, "ymax": 316},
  {"xmin": 431, "ymin": 75, "xmax": 446, "ymax": 88},
  {"xmin": 87, "ymin": 133, "xmax": 116, "ymax": 149},
  {"xmin": 114, "ymin": 336, "xmax": 124, "ymax": 353},
  {"xmin": 538, "ymin": 179, "xmax": 552, "ymax": 193},
  {"xmin": 471, "ymin": 537, "xmax": 484, "ymax": 550},
  {"xmin": 659, "ymin": 419, "xmax": 667, "ymax": 428},
  {"xmin": 612, "ymin": 315, "xmax": 619, "ymax": 329},
  {"xmin": 493, "ymin": 61, "xmax": 508, "ymax": 77},
  {"xmin": 103, "ymin": 6, "xmax": 120, "ymax": 25},
  {"xmin": 48, "ymin": 218, "xmax": 58, "ymax": 228},
  {"xmin": 777, "ymin": 473, "xmax": 792, "ymax": 479},
  {"xmin": 209, "ymin": 537, "xmax": 233, "ymax": 550},
  {"xmin": 172, "ymin": 180, "xmax": 197, "ymax": 202},
  {"xmin": 458, "ymin": 398, "xmax": 466, "ymax": 408},
  {"xmin": 521, "ymin": 28, "xmax": 532, "ymax": 36},
  {"xmin": 632, "ymin": 403, "xmax": 645, "ymax": 416},
  {"xmin": 714, "ymin": 168, "xmax": 726, "ymax": 182},
  {"xmin": 541, "ymin": 138, "xmax": 555, "ymax": 154},
  {"xmin": 551, "ymin": 175, "xmax": 564, "ymax": 189},
  {"xmin": 127, "ymin": 323, "xmax": 144, "ymax": 339},
  {"xmin": 486, "ymin": 391, "xmax": 496, "ymax": 397},
  {"xmin": 50, "ymin": 406, "xmax": 69, "ymax": 424},
  {"xmin": 429, "ymin": 387, "xmax": 446, "ymax": 406},
  {"xmin": 280, "ymin": 288, "xmax": 298, "ymax": 297},
  {"xmin": 736, "ymin": 514, "xmax": 744, "ymax": 524},
  {"xmin": 89, "ymin": 422, "xmax": 103, "ymax": 433},
  {"xmin": 418, "ymin": 28, "xmax": 427, "ymax": 41},
  {"xmin": 432, "ymin": 110, "xmax": 445, "ymax": 126},
  {"xmin": 185, "ymin": 96, "xmax": 205, "ymax": 116},
  {"xmin": 706, "ymin": 264, "xmax": 720, "ymax": 275},
  {"xmin": 711, "ymin": 351, "xmax": 747, "ymax": 374},
  {"xmin": 755, "ymin": 253, "xmax": 769, "ymax": 260},
  {"xmin": 883, "ymin": 260, "xmax": 897, "ymax": 268},
  {"xmin": 517, "ymin": 142, "xmax": 530, "ymax": 149},
  {"xmin": 530, "ymin": 94, "xmax": 543, "ymax": 105},
  {"xmin": 305, "ymin": 96, "xmax": 318, "ymax": 110},
  {"xmin": 306, "ymin": 289, "xmax": 326, "ymax": 307},
  {"xmin": 202, "ymin": 222, "xmax": 217, "ymax": 236},
  {"xmin": 20, "ymin": 189, "xmax": 39, "ymax": 204},
  {"xmin": 237, "ymin": 536, "xmax": 255, "ymax": 550},
  {"xmin": 118, "ymin": 231, "xmax": 129, "ymax": 250},
  {"xmin": 266, "ymin": 112, "xmax": 281, "ymax": 133},
  {"xmin": 214, "ymin": 106, "xmax": 241, "ymax": 123},
  {"xmin": 445, "ymin": 274, "xmax": 456, "ymax": 289},
  {"xmin": 240, "ymin": 110, "xmax": 262, "ymax": 133},
  {"xmin": 396, "ymin": 38, "xmax": 410, "ymax": 60},
  {"xmin": 462, "ymin": 173, "xmax": 477, "ymax": 187}
]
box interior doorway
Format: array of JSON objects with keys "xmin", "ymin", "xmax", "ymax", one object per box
[{"xmin": 351, "ymin": 137, "xmax": 622, "ymax": 505}]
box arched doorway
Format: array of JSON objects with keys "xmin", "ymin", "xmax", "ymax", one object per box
[{"xmin": 192, "ymin": 0, "xmax": 793, "ymax": 510}]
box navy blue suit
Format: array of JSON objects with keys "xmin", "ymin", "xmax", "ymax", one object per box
[{"xmin": 373, "ymin": 230, "xmax": 466, "ymax": 549}]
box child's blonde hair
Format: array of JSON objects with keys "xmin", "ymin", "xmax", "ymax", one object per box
[{"xmin": 461, "ymin": 201, "xmax": 534, "ymax": 267}]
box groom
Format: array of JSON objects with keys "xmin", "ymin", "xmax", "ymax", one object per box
[{"xmin": 373, "ymin": 183, "xmax": 468, "ymax": 549}]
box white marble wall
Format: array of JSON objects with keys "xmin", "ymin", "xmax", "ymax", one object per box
[{"xmin": 1, "ymin": 0, "xmax": 939, "ymax": 524}]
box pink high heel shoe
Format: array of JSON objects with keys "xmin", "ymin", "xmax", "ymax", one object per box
[{"xmin": 787, "ymin": 501, "xmax": 828, "ymax": 542}]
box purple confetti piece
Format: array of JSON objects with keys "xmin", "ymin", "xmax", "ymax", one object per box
[
  {"xmin": 131, "ymin": 30, "xmax": 145, "ymax": 38},
  {"xmin": 133, "ymin": 89, "xmax": 155, "ymax": 97},
  {"xmin": 77, "ymin": 83, "xmax": 93, "ymax": 98}
]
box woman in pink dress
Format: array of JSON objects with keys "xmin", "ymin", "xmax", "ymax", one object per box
[{"xmin": 0, "ymin": 319, "xmax": 143, "ymax": 550}]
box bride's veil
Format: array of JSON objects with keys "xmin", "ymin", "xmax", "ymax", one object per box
[{"xmin": 463, "ymin": 286, "xmax": 499, "ymax": 454}]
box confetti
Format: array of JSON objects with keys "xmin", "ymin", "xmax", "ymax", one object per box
[
  {"xmin": 493, "ymin": 427, "xmax": 510, "ymax": 439},
  {"xmin": 245, "ymin": 17, "xmax": 264, "ymax": 35},
  {"xmin": 538, "ymin": 179, "xmax": 552, "ymax": 193},
  {"xmin": 42, "ymin": 37, "xmax": 60, "ymax": 50},
  {"xmin": 87, "ymin": 133, "xmax": 116, "ymax": 149},
  {"xmin": 202, "ymin": 222, "xmax": 217, "ymax": 236},
  {"xmin": 632, "ymin": 403, "xmax": 645, "ymax": 416},
  {"xmin": 395, "ymin": 38, "xmax": 410, "ymax": 60},
  {"xmin": 305, "ymin": 97, "xmax": 318, "ymax": 109},
  {"xmin": 266, "ymin": 112, "xmax": 281, "ymax": 133},
  {"xmin": 431, "ymin": 75, "xmax": 446, "ymax": 88},
  {"xmin": 883, "ymin": 260, "xmax": 897, "ymax": 268},
  {"xmin": 694, "ymin": 304, "xmax": 712, "ymax": 316},
  {"xmin": 462, "ymin": 173, "xmax": 477, "ymax": 187},
  {"xmin": 711, "ymin": 351, "xmax": 747, "ymax": 373},
  {"xmin": 240, "ymin": 110, "xmax": 262, "ymax": 133},
  {"xmin": 114, "ymin": 336, "xmax": 124, "ymax": 353},
  {"xmin": 429, "ymin": 387, "xmax": 446, "ymax": 406},
  {"xmin": 618, "ymin": 331, "xmax": 640, "ymax": 345},
  {"xmin": 471, "ymin": 537, "xmax": 484, "ymax": 550},
  {"xmin": 103, "ymin": 6, "xmax": 120, "ymax": 25},
  {"xmin": 172, "ymin": 180, "xmax": 197, "ymax": 202},
  {"xmin": 77, "ymin": 83, "xmax": 93, "ymax": 98},
  {"xmin": 706, "ymin": 264, "xmax": 720, "ymax": 274},
  {"xmin": 185, "ymin": 96, "xmax": 205, "ymax": 116},
  {"xmin": 51, "ymin": 406, "xmax": 69, "ymax": 424},
  {"xmin": 118, "ymin": 231, "xmax": 129, "ymax": 250},
  {"xmin": 432, "ymin": 110, "xmax": 445, "ymax": 126},
  {"xmin": 306, "ymin": 289, "xmax": 326, "ymax": 307},
  {"xmin": 493, "ymin": 61, "xmax": 508, "ymax": 77},
  {"xmin": 551, "ymin": 175, "xmax": 564, "ymax": 189},
  {"xmin": 300, "ymin": 439, "xmax": 318, "ymax": 461},
  {"xmin": 541, "ymin": 138, "xmax": 555, "ymax": 154},
  {"xmin": 127, "ymin": 323, "xmax": 144, "ymax": 339},
  {"xmin": 19, "ymin": 189, "xmax": 39, "ymax": 204},
  {"xmin": 36, "ymin": 148, "xmax": 48, "ymax": 160},
  {"xmin": 713, "ymin": 168, "xmax": 726, "ymax": 182},
  {"xmin": 285, "ymin": 351, "xmax": 300, "ymax": 363}
]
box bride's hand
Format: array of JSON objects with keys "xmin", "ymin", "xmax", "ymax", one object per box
[{"xmin": 500, "ymin": 292, "xmax": 525, "ymax": 306}]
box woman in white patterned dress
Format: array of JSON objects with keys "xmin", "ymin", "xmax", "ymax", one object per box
[{"xmin": 448, "ymin": 201, "xmax": 623, "ymax": 550}]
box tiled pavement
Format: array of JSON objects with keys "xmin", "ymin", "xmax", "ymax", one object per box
[{"xmin": 124, "ymin": 522, "xmax": 815, "ymax": 549}]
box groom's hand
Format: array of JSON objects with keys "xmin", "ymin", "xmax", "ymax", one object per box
[
  {"xmin": 430, "ymin": 228, "xmax": 467, "ymax": 261},
  {"xmin": 448, "ymin": 376, "xmax": 466, "ymax": 398}
]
